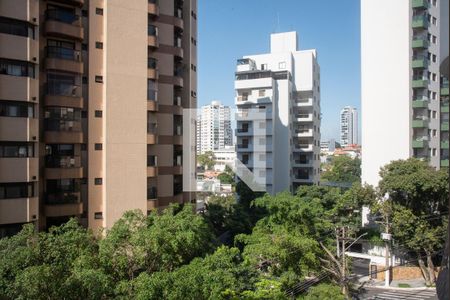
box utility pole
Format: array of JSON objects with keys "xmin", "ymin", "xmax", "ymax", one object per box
[{"xmin": 384, "ymin": 216, "xmax": 390, "ymax": 287}]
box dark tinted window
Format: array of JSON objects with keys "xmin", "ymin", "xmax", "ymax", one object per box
[{"xmin": 0, "ymin": 17, "xmax": 34, "ymax": 38}]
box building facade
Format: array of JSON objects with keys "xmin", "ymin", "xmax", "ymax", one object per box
[
  {"xmin": 196, "ymin": 100, "xmax": 233, "ymax": 154},
  {"xmin": 361, "ymin": 0, "xmax": 449, "ymax": 186},
  {"xmin": 340, "ymin": 106, "xmax": 358, "ymax": 147},
  {"xmin": 0, "ymin": 0, "xmax": 197, "ymax": 237},
  {"xmin": 235, "ymin": 32, "xmax": 321, "ymax": 195}
]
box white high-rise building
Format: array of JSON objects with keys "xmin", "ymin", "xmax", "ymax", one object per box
[
  {"xmin": 340, "ymin": 106, "xmax": 358, "ymax": 146},
  {"xmin": 196, "ymin": 101, "xmax": 233, "ymax": 154},
  {"xmin": 361, "ymin": 0, "xmax": 449, "ymax": 186},
  {"xmin": 235, "ymin": 32, "xmax": 321, "ymax": 195}
]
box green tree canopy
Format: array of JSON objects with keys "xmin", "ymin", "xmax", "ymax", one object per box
[
  {"xmin": 321, "ymin": 155, "xmax": 361, "ymax": 184},
  {"xmin": 197, "ymin": 151, "xmax": 216, "ymax": 170}
]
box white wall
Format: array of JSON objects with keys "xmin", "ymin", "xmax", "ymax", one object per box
[{"xmin": 361, "ymin": 0, "xmax": 411, "ymax": 186}]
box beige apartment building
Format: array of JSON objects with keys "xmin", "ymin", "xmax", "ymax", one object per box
[{"xmin": 0, "ymin": 0, "xmax": 197, "ymax": 236}]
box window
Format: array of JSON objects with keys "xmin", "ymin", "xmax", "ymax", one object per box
[
  {"xmin": 432, "ymin": 35, "xmax": 437, "ymax": 44},
  {"xmin": 279, "ymin": 62, "xmax": 286, "ymax": 69},
  {"xmin": 432, "ymin": 0, "xmax": 437, "ymax": 6},
  {"xmin": 0, "ymin": 16, "xmax": 34, "ymax": 38},
  {"xmin": 148, "ymin": 79, "xmax": 157, "ymax": 101},
  {"xmin": 0, "ymin": 101, "xmax": 34, "ymax": 118},
  {"xmin": 191, "ymin": 10, "xmax": 197, "ymax": 20},
  {"xmin": 95, "ymin": 143, "xmax": 102, "ymax": 150},
  {"xmin": 261, "ymin": 64, "xmax": 267, "ymax": 70},
  {"xmin": 0, "ymin": 142, "xmax": 34, "ymax": 157},
  {"xmin": 433, "ymin": 92, "xmax": 437, "ymax": 100},
  {"xmin": 94, "ymin": 212, "xmax": 103, "ymax": 219},
  {"xmin": 191, "ymin": 37, "xmax": 197, "ymax": 46},
  {"xmin": 0, "ymin": 58, "xmax": 35, "ymax": 78},
  {"xmin": 81, "ymin": 144, "xmax": 87, "ymax": 151},
  {"xmin": 191, "ymin": 91, "xmax": 197, "ymax": 98},
  {"xmin": 0, "ymin": 182, "xmax": 33, "ymax": 199},
  {"xmin": 432, "ymin": 17, "xmax": 437, "ymax": 25},
  {"xmin": 259, "ymin": 154, "xmax": 266, "ymax": 161},
  {"xmin": 95, "ymin": 75, "xmax": 103, "ymax": 83},
  {"xmin": 95, "ymin": 110, "xmax": 102, "ymax": 118},
  {"xmin": 433, "ymin": 111, "xmax": 437, "ymax": 119},
  {"xmin": 432, "ymin": 54, "xmax": 437, "ymax": 63},
  {"xmin": 259, "ymin": 138, "xmax": 266, "ymax": 145},
  {"xmin": 96, "ymin": 8, "xmax": 103, "ymax": 15},
  {"xmin": 432, "ymin": 148, "xmax": 437, "ymax": 156},
  {"xmin": 81, "ymin": 111, "xmax": 87, "ymax": 118},
  {"xmin": 259, "ymin": 89, "xmax": 266, "ymax": 97},
  {"xmin": 94, "ymin": 178, "xmax": 103, "ymax": 185},
  {"xmin": 259, "ymin": 121, "xmax": 266, "ymax": 129},
  {"xmin": 82, "ymin": 10, "xmax": 88, "ymax": 17},
  {"xmin": 433, "ymin": 129, "xmax": 437, "ymax": 137},
  {"xmin": 82, "ymin": 43, "xmax": 88, "ymax": 51},
  {"xmin": 95, "ymin": 42, "xmax": 103, "ymax": 49},
  {"xmin": 432, "ymin": 73, "xmax": 437, "ymax": 81},
  {"xmin": 191, "ymin": 64, "xmax": 196, "ymax": 71}
]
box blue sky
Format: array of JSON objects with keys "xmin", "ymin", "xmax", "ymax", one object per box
[{"xmin": 198, "ymin": 0, "xmax": 361, "ymax": 141}]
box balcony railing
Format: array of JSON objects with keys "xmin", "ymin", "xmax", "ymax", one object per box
[
  {"xmin": 45, "ymin": 192, "xmax": 79, "ymax": 205},
  {"xmin": 47, "ymin": 82, "xmax": 81, "ymax": 97},
  {"xmin": 148, "ymin": 25, "xmax": 158, "ymax": 36},
  {"xmin": 237, "ymin": 144, "xmax": 249, "ymax": 149},
  {"xmin": 294, "ymin": 174, "xmax": 310, "ymax": 180},
  {"xmin": 174, "ymin": 183, "xmax": 183, "ymax": 195},
  {"xmin": 46, "ymin": 9, "xmax": 80, "ymax": 25},
  {"xmin": 147, "ymin": 187, "xmax": 157, "ymax": 199},
  {"xmin": 44, "ymin": 119, "xmax": 81, "ymax": 131},
  {"xmin": 147, "ymin": 155, "xmax": 157, "ymax": 167},
  {"xmin": 47, "ymin": 46, "xmax": 81, "ymax": 61},
  {"xmin": 45, "ymin": 156, "xmax": 79, "ymax": 168},
  {"xmin": 237, "ymin": 128, "xmax": 249, "ymax": 133},
  {"xmin": 147, "ymin": 123, "xmax": 157, "ymax": 134}
]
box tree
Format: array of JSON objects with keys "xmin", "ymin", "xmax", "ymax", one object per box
[
  {"xmin": 198, "ymin": 151, "xmax": 216, "ymax": 170},
  {"xmin": 129, "ymin": 246, "xmax": 259, "ymax": 299},
  {"xmin": 300, "ymin": 283, "xmax": 345, "ymax": 300},
  {"xmin": 377, "ymin": 158, "xmax": 448, "ymax": 285},
  {"xmin": 321, "ymin": 155, "xmax": 361, "ymax": 184},
  {"xmin": 99, "ymin": 205, "xmax": 216, "ymax": 286}
]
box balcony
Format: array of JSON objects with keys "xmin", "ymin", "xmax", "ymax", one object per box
[
  {"xmin": 147, "ymin": 187, "xmax": 157, "ymax": 200},
  {"xmin": 44, "ymin": 202, "xmax": 83, "ymax": 217},
  {"xmin": 295, "ymin": 113, "xmax": 313, "ymax": 122},
  {"xmin": 0, "ymin": 197, "xmax": 38, "ymax": 225},
  {"xmin": 412, "ymin": 99, "xmax": 429, "ymax": 108},
  {"xmin": 0, "ymin": 158, "xmax": 38, "ymax": 182},
  {"xmin": 441, "ymin": 103, "xmax": 449, "ymax": 113},
  {"xmin": 293, "ymin": 98, "xmax": 313, "ymax": 107},
  {"xmin": 0, "ymin": 117, "xmax": 38, "ymax": 142},
  {"xmin": 412, "ymin": 119, "xmax": 429, "ymax": 128},
  {"xmin": 441, "ymin": 141, "xmax": 449, "ymax": 149},
  {"xmin": 44, "ymin": 156, "xmax": 83, "ymax": 179},
  {"xmin": 45, "ymin": 81, "xmax": 83, "ymax": 108},
  {"xmin": 148, "ymin": 58, "xmax": 159, "ymax": 80},
  {"xmin": 148, "ymin": 25, "xmax": 159, "ymax": 48},
  {"xmin": 441, "ymin": 87, "xmax": 449, "ymax": 96},
  {"xmin": 412, "ymin": 79, "xmax": 428, "ymax": 88},
  {"xmin": 412, "ymin": 38, "xmax": 428, "ymax": 49},
  {"xmin": 412, "ymin": 0, "xmax": 429, "ymax": 9},
  {"xmin": 293, "ymin": 128, "xmax": 313, "ymax": 137},
  {"xmin": 441, "ymin": 122, "xmax": 449, "ymax": 131},
  {"xmin": 412, "ymin": 139, "xmax": 427, "ymax": 148},
  {"xmin": 441, "ymin": 159, "xmax": 449, "ymax": 167},
  {"xmin": 45, "ymin": 10, "xmax": 83, "ymax": 40},
  {"xmin": 148, "ymin": 0, "xmax": 159, "ymax": 16},
  {"xmin": 412, "ymin": 15, "xmax": 428, "ymax": 29},
  {"xmin": 293, "ymin": 144, "xmax": 313, "ymax": 152},
  {"xmin": 46, "ymin": 46, "xmax": 83, "ymax": 74},
  {"xmin": 0, "ymin": 74, "xmax": 38, "ymax": 101},
  {"xmin": 45, "ymin": 191, "xmax": 80, "ymax": 205},
  {"xmin": 412, "ymin": 57, "xmax": 428, "ymax": 68},
  {"xmin": 292, "ymin": 160, "xmax": 313, "ymax": 167}
]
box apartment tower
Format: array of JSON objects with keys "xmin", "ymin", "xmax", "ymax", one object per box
[
  {"xmin": 196, "ymin": 100, "xmax": 233, "ymax": 154},
  {"xmin": 235, "ymin": 32, "xmax": 321, "ymax": 195},
  {"xmin": 340, "ymin": 106, "xmax": 358, "ymax": 147},
  {"xmin": 361, "ymin": 0, "xmax": 449, "ymax": 186},
  {"xmin": 0, "ymin": 0, "xmax": 197, "ymax": 237}
]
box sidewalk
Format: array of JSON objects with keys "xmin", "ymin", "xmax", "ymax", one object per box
[{"xmin": 362, "ymin": 277, "xmax": 436, "ymax": 290}]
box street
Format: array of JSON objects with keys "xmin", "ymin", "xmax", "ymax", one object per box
[{"xmin": 359, "ymin": 287, "xmax": 437, "ymax": 300}]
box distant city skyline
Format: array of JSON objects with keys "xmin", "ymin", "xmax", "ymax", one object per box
[{"xmin": 198, "ymin": 0, "xmax": 361, "ymax": 141}]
